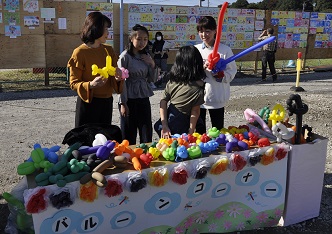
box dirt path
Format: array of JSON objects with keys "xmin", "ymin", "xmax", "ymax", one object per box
[{"xmin": 0, "ymin": 71, "xmax": 331, "ymax": 233}]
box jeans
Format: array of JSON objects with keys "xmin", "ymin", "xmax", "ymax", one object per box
[{"xmin": 154, "ymin": 104, "xmax": 204, "ymax": 137}]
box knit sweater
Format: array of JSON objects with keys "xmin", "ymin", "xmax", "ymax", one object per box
[{"xmin": 68, "ymin": 44, "xmax": 124, "ymax": 103}]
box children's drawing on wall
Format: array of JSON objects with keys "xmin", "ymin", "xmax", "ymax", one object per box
[
  {"xmin": 5, "ymin": 25, "xmax": 21, "ymax": 38},
  {"xmin": 128, "ymin": 4, "xmax": 140, "ymax": 13},
  {"xmin": 255, "ymin": 20, "xmax": 264, "ymax": 30},
  {"xmin": 24, "ymin": 16, "xmax": 40, "ymax": 27},
  {"xmin": 3, "ymin": 0, "xmax": 19, "ymax": 11},
  {"xmin": 99, "ymin": 3, "xmax": 113, "ymax": 12},
  {"xmin": 107, "ymin": 30, "xmax": 113, "ymax": 40},
  {"xmin": 86, "ymin": 2, "xmax": 101, "ymax": 11},
  {"xmin": 105, "ymin": 40, "xmax": 114, "ymax": 47},
  {"xmin": 4, "ymin": 11, "xmax": 20, "ymax": 25},
  {"xmin": 23, "ymin": 0, "xmax": 39, "ymax": 13},
  {"xmin": 226, "ymin": 33, "xmax": 236, "ymax": 41},
  {"xmin": 256, "ymin": 10, "xmax": 265, "ymax": 20},
  {"xmin": 102, "ymin": 12, "xmax": 113, "ymax": 30},
  {"xmin": 0, "ymin": 13, "xmax": 2, "ymax": 23}
]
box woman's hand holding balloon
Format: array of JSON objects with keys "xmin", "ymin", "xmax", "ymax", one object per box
[{"xmin": 89, "ymin": 76, "xmax": 107, "ymax": 89}]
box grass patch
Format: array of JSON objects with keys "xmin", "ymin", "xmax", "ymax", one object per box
[
  {"xmin": 0, "ymin": 69, "xmax": 70, "ymax": 92},
  {"xmin": 236, "ymin": 58, "xmax": 332, "ymax": 71}
]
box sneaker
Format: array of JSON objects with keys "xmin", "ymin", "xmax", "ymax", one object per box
[
  {"xmin": 150, "ymin": 82, "xmax": 157, "ymax": 89},
  {"xmin": 261, "ymin": 78, "xmax": 267, "ymax": 82}
]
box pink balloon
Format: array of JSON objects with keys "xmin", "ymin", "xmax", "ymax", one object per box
[{"xmin": 244, "ymin": 108, "xmax": 271, "ymax": 134}]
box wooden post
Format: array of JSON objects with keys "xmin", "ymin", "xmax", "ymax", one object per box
[
  {"xmin": 302, "ymin": 12, "xmax": 312, "ymax": 70},
  {"xmin": 44, "ymin": 68, "xmax": 49, "ymax": 86},
  {"xmin": 254, "ymin": 51, "xmax": 259, "ymax": 74}
]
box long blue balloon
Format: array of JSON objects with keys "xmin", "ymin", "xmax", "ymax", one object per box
[{"xmin": 218, "ymin": 36, "xmax": 276, "ymax": 68}]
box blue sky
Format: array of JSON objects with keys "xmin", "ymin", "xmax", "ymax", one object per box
[{"xmin": 111, "ymin": 1, "xmax": 260, "ymax": 8}]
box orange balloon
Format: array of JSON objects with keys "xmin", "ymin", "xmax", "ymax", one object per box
[
  {"xmin": 133, "ymin": 148, "xmax": 144, "ymax": 157},
  {"xmin": 122, "ymin": 139, "xmax": 130, "ymax": 147},
  {"xmin": 131, "ymin": 157, "xmax": 141, "ymax": 171}
]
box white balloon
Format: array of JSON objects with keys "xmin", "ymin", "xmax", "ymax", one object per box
[
  {"xmin": 93, "ymin": 133, "xmax": 107, "ymax": 146},
  {"xmin": 272, "ymin": 122, "xmax": 295, "ymax": 143}
]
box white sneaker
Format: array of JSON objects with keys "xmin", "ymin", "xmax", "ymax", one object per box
[{"xmin": 150, "ymin": 82, "xmax": 157, "ymax": 89}]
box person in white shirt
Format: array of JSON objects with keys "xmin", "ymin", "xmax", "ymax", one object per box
[{"xmin": 195, "ymin": 16, "xmax": 237, "ymax": 133}]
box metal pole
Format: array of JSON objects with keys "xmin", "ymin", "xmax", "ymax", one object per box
[
  {"xmin": 199, "ymin": 0, "xmax": 202, "ymax": 7},
  {"xmin": 119, "ymin": 0, "xmax": 124, "ymax": 52}
]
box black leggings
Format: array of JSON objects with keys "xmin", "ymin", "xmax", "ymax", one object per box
[
  {"xmin": 197, "ymin": 107, "xmax": 225, "ymax": 134},
  {"xmin": 120, "ymin": 98, "xmax": 152, "ymax": 145}
]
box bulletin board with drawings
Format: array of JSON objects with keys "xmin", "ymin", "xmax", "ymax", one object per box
[
  {"xmin": 271, "ymin": 11, "xmax": 311, "ymax": 49},
  {"xmin": 309, "ymin": 12, "xmax": 332, "ymax": 48},
  {"xmin": 0, "ymin": 0, "xmax": 46, "ymax": 69},
  {"xmin": 127, "ymin": 4, "xmax": 262, "ymax": 50},
  {"xmin": 42, "ymin": 1, "xmax": 116, "ymax": 67},
  {"xmin": 268, "ymin": 10, "xmax": 332, "ymax": 60},
  {"xmin": 0, "ymin": 1, "xmax": 331, "ymax": 70}
]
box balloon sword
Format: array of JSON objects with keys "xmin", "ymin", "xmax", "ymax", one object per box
[
  {"xmin": 213, "ymin": 36, "xmax": 277, "ymax": 73},
  {"xmin": 207, "ymin": 1, "xmax": 228, "ymax": 70}
]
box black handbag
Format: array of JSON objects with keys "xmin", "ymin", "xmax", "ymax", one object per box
[{"xmin": 62, "ymin": 123, "xmax": 122, "ymax": 146}]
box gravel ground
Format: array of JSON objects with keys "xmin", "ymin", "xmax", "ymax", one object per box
[{"xmin": 0, "ymin": 71, "xmax": 331, "ymax": 233}]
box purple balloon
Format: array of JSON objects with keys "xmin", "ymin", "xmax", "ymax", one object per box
[
  {"xmin": 79, "ymin": 146, "xmax": 101, "ymax": 155},
  {"xmin": 238, "ymin": 141, "xmax": 249, "ymax": 151},
  {"xmin": 226, "ymin": 141, "xmax": 238, "ymax": 153}
]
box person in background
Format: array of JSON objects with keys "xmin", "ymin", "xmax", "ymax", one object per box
[
  {"xmin": 155, "ymin": 45, "xmax": 206, "ymax": 138},
  {"xmin": 153, "ymin": 66, "xmax": 163, "ymax": 88},
  {"xmin": 195, "ymin": 16, "xmax": 237, "ymax": 134},
  {"xmin": 151, "ymin": 31, "xmax": 169, "ymax": 88},
  {"xmin": 118, "ymin": 24, "xmax": 156, "ymax": 145},
  {"xmin": 258, "ymin": 28, "xmax": 278, "ymax": 82},
  {"xmin": 145, "ymin": 40, "xmax": 153, "ymax": 56},
  {"xmin": 68, "ymin": 11, "xmax": 123, "ymax": 128}
]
